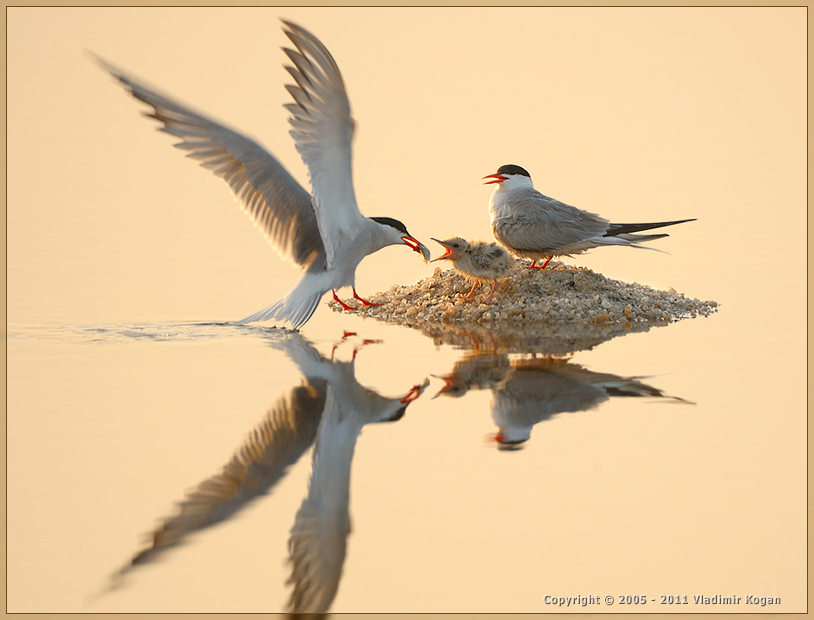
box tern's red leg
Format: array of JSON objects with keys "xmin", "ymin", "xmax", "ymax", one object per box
[
  {"xmin": 529, "ymin": 256, "xmax": 553, "ymax": 270},
  {"xmin": 483, "ymin": 281, "xmax": 499, "ymax": 302},
  {"xmin": 332, "ymin": 290, "xmax": 357, "ymax": 311},
  {"xmin": 352, "ymin": 288, "xmax": 381, "ymax": 307},
  {"xmin": 462, "ymin": 281, "xmax": 481, "ymax": 299}
]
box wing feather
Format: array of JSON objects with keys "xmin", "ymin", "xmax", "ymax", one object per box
[
  {"xmin": 493, "ymin": 191, "xmax": 611, "ymax": 255},
  {"xmin": 94, "ymin": 54, "xmax": 324, "ymax": 269},
  {"xmin": 281, "ymin": 20, "xmax": 363, "ymax": 270}
]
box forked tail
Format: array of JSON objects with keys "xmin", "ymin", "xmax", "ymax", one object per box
[
  {"xmin": 597, "ymin": 233, "xmax": 669, "ymax": 253},
  {"xmin": 235, "ymin": 285, "xmax": 325, "ymax": 329},
  {"xmin": 235, "ymin": 300, "xmax": 285, "ymax": 325},
  {"xmin": 605, "ymin": 218, "xmax": 695, "ymax": 237}
]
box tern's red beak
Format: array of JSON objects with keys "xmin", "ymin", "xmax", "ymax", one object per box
[
  {"xmin": 483, "ymin": 173, "xmax": 507, "ymax": 185},
  {"xmin": 401, "ymin": 235, "xmax": 420, "ymax": 252}
]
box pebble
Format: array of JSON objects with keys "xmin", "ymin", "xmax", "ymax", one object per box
[{"xmin": 329, "ymin": 260, "xmax": 719, "ymax": 328}]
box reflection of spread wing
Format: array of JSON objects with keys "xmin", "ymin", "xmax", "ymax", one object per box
[
  {"xmin": 111, "ymin": 379, "xmax": 327, "ymax": 584},
  {"xmin": 286, "ymin": 494, "xmax": 350, "ymax": 614},
  {"xmin": 285, "ymin": 385, "xmax": 352, "ymax": 613}
]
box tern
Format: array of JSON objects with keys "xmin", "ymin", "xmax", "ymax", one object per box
[
  {"xmin": 484, "ymin": 164, "xmax": 694, "ymax": 269},
  {"xmin": 95, "ymin": 20, "xmax": 430, "ymax": 329},
  {"xmin": 430, "ymin": 237, "xmax": 511, "ymax": 302}
]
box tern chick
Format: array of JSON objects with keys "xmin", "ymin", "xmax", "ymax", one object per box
[
  {"xmin": 431, "ymin": 237, "xmax": 511, "ymax": 302},
  {"xmin": 484, "ymin": 164, "xmax": 694, "ymax": 269},
  {"xmin": 94, "ymin": 21, "xmax": 430, "ymax": 329}
]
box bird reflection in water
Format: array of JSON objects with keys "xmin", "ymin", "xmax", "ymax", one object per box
[
  {"xmin": 435, "ymin": 351, "xmax": 690, "ymax": 450},
  {"xmin": 102, "ymin": 333, "xmax": 427, "ymax": 613}
]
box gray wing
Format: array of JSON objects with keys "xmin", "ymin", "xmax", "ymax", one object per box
[
  {"xmin": 94, "ymin": 55, "xmax": 324, "ymax": 269},
  {"xmin": 470, "ymin": 244, "xmax": 509, "ymax": 272},
  {"xmin": 492, "ymin": 190, "xmax": 611, "ymax": 254},
  {"xmin": 470, "ymin": 250, "xmax": 494, "ymax": 271}
]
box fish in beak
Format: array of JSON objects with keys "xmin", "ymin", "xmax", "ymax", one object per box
[{"xmin": 402, "ymin": 236, "xmax": 431, "ymax": 263}]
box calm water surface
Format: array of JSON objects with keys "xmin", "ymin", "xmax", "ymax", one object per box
[
  {"xmin": 6, "ymin": 6, "xmax": 805, "ymax": 613},
  {"xmin": 6, "ymin": 300, "xmax": 805, "ymax": 612}
]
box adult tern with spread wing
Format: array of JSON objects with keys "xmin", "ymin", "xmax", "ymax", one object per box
[
  {"xmin": 484, "ymin": 164, "xmax": 694, "ymax": 269},
  {"xmin": 95, "ymin": 20, "xmax": 430, "ymax": 329}
]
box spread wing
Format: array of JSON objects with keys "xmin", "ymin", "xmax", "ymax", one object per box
[
  {"xmin": 281, "ymin": 20, "xmax": 364, "ymax": 270},
  {"xmin": 94, "ymin": 54, "xmax": 324, "ymax": 269},
  {"xmin": 492, "ymin": 190, "xmax": 611, "ymax": 254}
]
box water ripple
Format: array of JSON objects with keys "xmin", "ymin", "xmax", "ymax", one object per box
[{"xmin": 7, "ymin": 322, "xmax": 294, "ymax": 345}]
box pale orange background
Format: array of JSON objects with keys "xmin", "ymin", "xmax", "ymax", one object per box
[
  {"xmin": 6, "ymin": 6, "xmax": 807, "ymax": 613},
  {"xmin": 9, "ymin": 6, "xmax": 804, "ymax": 325}
]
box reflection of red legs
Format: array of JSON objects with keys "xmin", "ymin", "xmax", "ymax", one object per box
[
  {"xmin": 459, "ymin": 327, "xmax": 498, "ymax": 350},
  {"xmin": 352, "ymin": 288, "xmax": 380, "ymax": 307},
  {"xmin": 529, "ymin": 256, "xmax": 552, "ymax": 270},
  {"xmin": 352, "ymin": 337, "xmax": 382, "ymax": 360},
  {"xmin": 332, "ymin": 290, "xmax": 357, "ymax": 311},
  {"xmin": 331, "ymin": 330, "xmax": 381, "ymax": 360},
  {"xmin": 331, "ymin": 330, "xmax": 356, "ymax": 359}
]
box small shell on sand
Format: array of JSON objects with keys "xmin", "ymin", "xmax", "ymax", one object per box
[{"xmin": 329, "ymin": 260, "xmax": 718, "ymax": 327}]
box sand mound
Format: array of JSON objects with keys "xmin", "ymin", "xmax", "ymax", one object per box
[{"xmin": 330, "ymin": 260, "xmax": 718, "ymax": 327}]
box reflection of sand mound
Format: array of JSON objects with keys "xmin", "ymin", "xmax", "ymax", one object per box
[
  {"xmin": 330, "ymin": 261, "xmax": 718, "ymax": 327},
  {"xmin": 394, "ymin": 319, "xmax": 658, "ymax": 356}
]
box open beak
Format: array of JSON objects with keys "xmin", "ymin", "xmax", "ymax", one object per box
[
  {"xmin": 402, "ymin": 236, "xmax": 431, "ymax": 263},
  {"xmin": 429, "ymin": 238, "xmax": 452, "ymax": 262},
  {"xmin": 431, "ymin": 375, "xmax": 455, "ymax": 398},
  {"xmin": 483, "ymin": 173, "xmax": 507, "ymax": 185},
  {"xmin": 400, "ymin": 378, "xmax": 430, "ymax": 404}
]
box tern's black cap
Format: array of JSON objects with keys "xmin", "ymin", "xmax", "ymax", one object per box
[
  {"xmin": 371, "ymin": 216, "xmax": 409, "ymax": 235},
  {"xmin": 496, "ymin": 164, "xmax": 531, "ymax": 178}
]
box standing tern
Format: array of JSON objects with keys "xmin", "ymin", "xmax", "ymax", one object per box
[
  {"xmin": 430, "ymin": 237, "xmax": 511, "ymax": 302},
  {"xmin": 95, "ymin": 20, "xmax": 430, "ymax": 329},
  {"xmin": 484, "ymin": 164, "xmax": 694, "ymax": 269}
]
